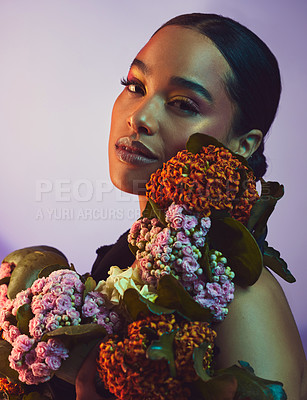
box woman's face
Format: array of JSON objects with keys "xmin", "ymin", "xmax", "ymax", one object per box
[{"xmin": 109, "ymin": 25, "xmax": 237, "ymax": 195}]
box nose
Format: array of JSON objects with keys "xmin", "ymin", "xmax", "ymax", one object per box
[{"xmin": 127, "ymin": 97, "xmax": 159, "ymax": 136}]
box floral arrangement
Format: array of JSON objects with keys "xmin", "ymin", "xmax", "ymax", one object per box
[
  {"xmin": 0, "ymin": 134, "xmax": 294, "ymax": 400},
  {"xmin": 0, "ymin": 252, "xmax": 122, "ymax": 398}
]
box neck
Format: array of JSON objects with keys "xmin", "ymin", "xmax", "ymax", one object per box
[{"xmin": 138, "ymin": 195, "xmax": 147, "ymax": 215}]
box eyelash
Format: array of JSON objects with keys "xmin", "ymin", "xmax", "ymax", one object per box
[
  {"xmin": 120, "ymin": 77, "xmax": 200, "ymax": 116},
  {"xmin": 120, "ymin": 77, "xmax": 145, "ymax": 94}
]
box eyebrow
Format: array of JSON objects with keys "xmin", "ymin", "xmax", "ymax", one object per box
[
  {"xmin": 130, "ymin": 58, "xmax": 213, "ymax": 104},
  {"xmin": 130, "ymin": 58, "xmax": 150, "ymax": 75},
  {"xmin": 169, "ymin": 76, "xmax": 213, "ymax": 104}
]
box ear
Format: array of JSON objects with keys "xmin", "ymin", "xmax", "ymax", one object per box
[{"xmin": 228, "ymin": 129, "xmax": 263, "ymax": 159}]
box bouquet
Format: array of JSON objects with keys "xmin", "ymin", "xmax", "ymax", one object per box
[{"xmin": 0, "ymin": 134, "xmax": 294, "ymax": 400}]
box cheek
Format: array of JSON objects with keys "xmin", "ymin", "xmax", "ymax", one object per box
[{"xmin": 110, "ymin": 92, "xmax": 126, "ymax": 134}]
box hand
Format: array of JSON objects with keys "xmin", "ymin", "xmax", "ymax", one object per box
[{"xmin": 75, "ymin": 342, "xmax": 115, "ymax": 400}]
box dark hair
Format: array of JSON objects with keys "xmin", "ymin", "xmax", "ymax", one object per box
[{"xmin": 155, "ymin": 13, "xmax": 281, "ymax": 180}]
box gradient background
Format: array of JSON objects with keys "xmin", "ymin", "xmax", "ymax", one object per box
[{"xmin": 0, "ymin": 0, "xmax": 306, "ymax": 354}]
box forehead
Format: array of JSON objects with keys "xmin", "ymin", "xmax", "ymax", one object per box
[{"xmin": 134, "ymin": 25, "xmax": 231, "ymax": 88}]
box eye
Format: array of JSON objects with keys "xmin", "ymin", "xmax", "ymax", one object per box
[
  {"xmin": 168, "ymin": 97, "xmax": 200, "ymax": 116},
  {"xmin": 120, "ymin": 77, "xmax": 145, "ymax": 95}
]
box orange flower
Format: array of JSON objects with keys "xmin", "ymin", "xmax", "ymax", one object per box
[
  {"xmin": 0, "ymin": 377, "xmax": 24, "ymax": 397},
  {"xmin": 97, "ymin": 314, "xmax": 216, "ymax": 400},
  {"xmin": 146, "ymin": 145, "xmax": 259, "ymax": 224}
]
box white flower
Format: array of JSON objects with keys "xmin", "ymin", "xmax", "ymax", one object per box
[{"xmin": 95, "ymin": 266, "xmax": 157, "ymax": 305}]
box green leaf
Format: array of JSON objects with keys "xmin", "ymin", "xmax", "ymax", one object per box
[
  {"xmin": 0, "ymin": 276, "xmax": 10, "ymax": 286},
  {"xmin": 123, "ymin": 288, "xmax": 150, "ymax": 320},
  {"xmin": 186, "ymin": 133, "xmax": 249, "ymax": 168},
  {"xmin": 3, "ymin": 245, "xmax": 68, "ymax": 266},
  {"xmin": 38, "ymin": 264, "xmax": 71, "ymax": 278},
  {"xmin": 155, "ymin": 275, "xmax": 212, "ymax": 322},
  {"xmin": 199, "ymin": 242, "xmax": 212, "ymax": 282},
  {"xmin": 263, "ymin": 242, "xmax": 295, "ymax": 283},
  {"xmin": 141, "ymin": 200, "xmax": 157, "ymax": 220},
  {"xmin": 247, "ymin": 180, "xmax": 284, "ymax": 242},
  {"xmin": 17, "ymin": 304, "xmax": 34, "ymax": 336},
  {"xmin": 4, "ymin": 312, "xmax": 17, "ymax": 326},
  {"xmin": 191, "ymin": 374, "xmax": 238, "ymax": 400},
  {"xmin": 193, "ymin": 341, "xmax": 211, "ymax": 381},
  {"xmin": 55, "ymin": 338, "xmax": 101, "ymax": 385},
  {"xmin": 209, "ymin": 217, "xmax": 263, "ymax": 286},
  {"xmin": 0, "ymin": 339, "xmax": 19, "ymax": 381},
  {"xmin": 123, "ymin": 288, "xmax": 175, "ymax": 321},
  {"xmin": 6, "ymin": 250, "xmax": 69, "ymax": 299},
  {"xmin": 148, "ymin": 198, "xmax": 167, "ymax": 226},
  {"xmin": 41, "ymin": 324, "xmax": 106, "ymax": 348},
  {"xmin": 83, "ymin": 276, "xmax": 97, "ymax": 300},
  {"xmin": 22, "ymin": 393, "xmax": 45, "ymax": 400},
  {"xmin": 215, "ymin": 362, "xmax": 287, "ymax": 400},
  {"xmin": 128, "ymin": 242, "xmax": 138, "ymax": 257},
  {"xmin": 146, "ymin": 330, "xmax": 177, "ymax": 377}
]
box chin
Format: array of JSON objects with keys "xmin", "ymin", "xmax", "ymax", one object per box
[{"xmin": 110, "ymin": 171, "xmax": 147, "ymax": 196}]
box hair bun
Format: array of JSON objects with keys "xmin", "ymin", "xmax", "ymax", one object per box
[{"xmin": 247, "ymin": 142, "xmax": 267, "ymax": 180}]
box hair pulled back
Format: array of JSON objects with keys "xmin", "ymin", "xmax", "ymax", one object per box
[{"xmin": 155, "ymin": 13, "xmax": 281, "ymax": 180}]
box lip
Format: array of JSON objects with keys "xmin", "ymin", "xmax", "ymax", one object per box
[{"xmin": 115, "ymin": 137, "xmax": 159, "ymax": 165}]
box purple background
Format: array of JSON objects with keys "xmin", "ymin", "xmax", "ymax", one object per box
[{"xmin": 0, "ymin": 0, "xmax": 306, "ymax": 354}]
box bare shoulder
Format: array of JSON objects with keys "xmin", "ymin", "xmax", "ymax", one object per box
[{"xmin": 213, "ymin": 267, "xmax": 307, "ymax": 400}]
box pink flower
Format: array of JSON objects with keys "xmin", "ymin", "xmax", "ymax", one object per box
[
  {"xmin": 214, "ymin": 263, "xmax": 225, "ymax": 275},
  {"xmin": 182, "ymin": 246, "xmax": 193, "ymax": 257},
  {"xmin": 109, "ymin": 311, "xmax": 120, "ymax": 324},
  {"xmin": 25, "ymin": 349, "xmax": 37, "ymax": 366},
  {"xmin": 155, "ymin": 228, "xmax": 171, "ymax": 246},
  {"xmin": 66, "ymin": 309, "xmax": 80, "ymax": 325},
  {"xmin": 41, "ymin": 293, "xmax": 56, "ymax": 312},
  {"xmin": 130, "ymin": 220, "xmax": 141, "ymax": 235},
  {"xmin": 182, "ymin": 215, "xmax": 198, "ymax": 230},
  {"xmin": 219, "ymin": 275, "xmax": 228, "ymax": 284},
  {"xmin": 194, "ymin": 237, "xmax": 205, "ymax": 247},
  {"xmin": 31, "ymin": 296, "xmax": 44, "ymax": 315},
  {"xmin": 12, "ymin": 291, "xmax": 31, "ymax": 315},
  {"xmin": 176, "ymin": 231, "xmax": 190, "ymax": 245},
  {"xmin": 8, "ymin": 325, "xmax": 20, "ymax": 344},
  {"xmin": 181, "ymin": 256, "xmax": 199, "ymax": 273},
  {"xmin": 14, "ymin": 335, "xmax": 34, "ymax": 353},
  {"xmin": 74, "ymin": 279, "xmax": 85, "ymax": 293},
  {"xmin": 171, "ymin": 215, "xmax": 184, "ymax": 230},
  {"xmin": 151, "ymin": 218, "xmax": 160, "ymax": 226},
  {"xmin": 45, "ymin": 356, "xmax": 62, "ymax": 371},
  {"xmin": 200, "ymin": 216, "xmax": 211, "ymax": 232},
  {"xmin": 82, "ymin": 298, "xmax": 100, "ymax": 317},
  {"xmin": 206, "ymin": 282, "xmax": 223, "ymax": 297},
  {"xmin": 166, "ymin": 203, "xmax": 183, "ymax": 221},
  {"xmin": 36, "ymin": 342, "xmax": 49, "ymax": 359},
  {"xmin": 45, "ymin": 313, "xmax": 60, "ymax": 331},
  {"xmin": 163, "ymin": 245, "xmax": 172, "ymax": 254},
  {"xmin": 181, "ymin": 271, "xmax": 198, "ymax": 282},
  {"xmin": 31, "ymin": 362, "xmax": 51, "ymax": 378},
  {"xmin": 31, "ymin": 277, "xmax": 47, "ymax": 295},
  {"xmin": 46, "ymin": 339, "xmax": 69, "ymax": 359},
  {"xmin": 151, "ymin": 243, "xmax": 163, "ymax": 257},
  {"xmin": 29, "ymin": 317, "xmax": 43, "ymax": 340},
  {"xmin": 193, "ymin": 282, "xmax": 205, "ymax": 294},
  {"xmin": 150, "ymin": 226, "xmax": 162, "ymax": 238},
  {"xmin": 61, "ymin": 276, "xmax": 77, "ymax": 288},
  {"xmin": 74, "ymin": 293, "xmax": 82, "ymax": 306},
  {"xmin": 0, "ymin": 262, "xmax": 13, "ymax": 279},
  {"xmin": 160, "ymin": 254, "xmax": 170, "ymax": 263},
  {"xmin": 10, "ymin": 346, "xmax": 23, "ymax": 361},
  {"xmin": 55, "ymin": 294, "xmax": 72, "ymax": 313},
  {"xmin": 193, "ymin": 296, "xmax": 215, "ymax": 309},
  {"xmin": 19, "ymin": 368, "xmax": 42, "ymax": 385}
]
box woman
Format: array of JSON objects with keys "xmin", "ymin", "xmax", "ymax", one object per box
[{"xmin": 77, "ymin": 13, "xmax": 307, "ymax": 400}]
